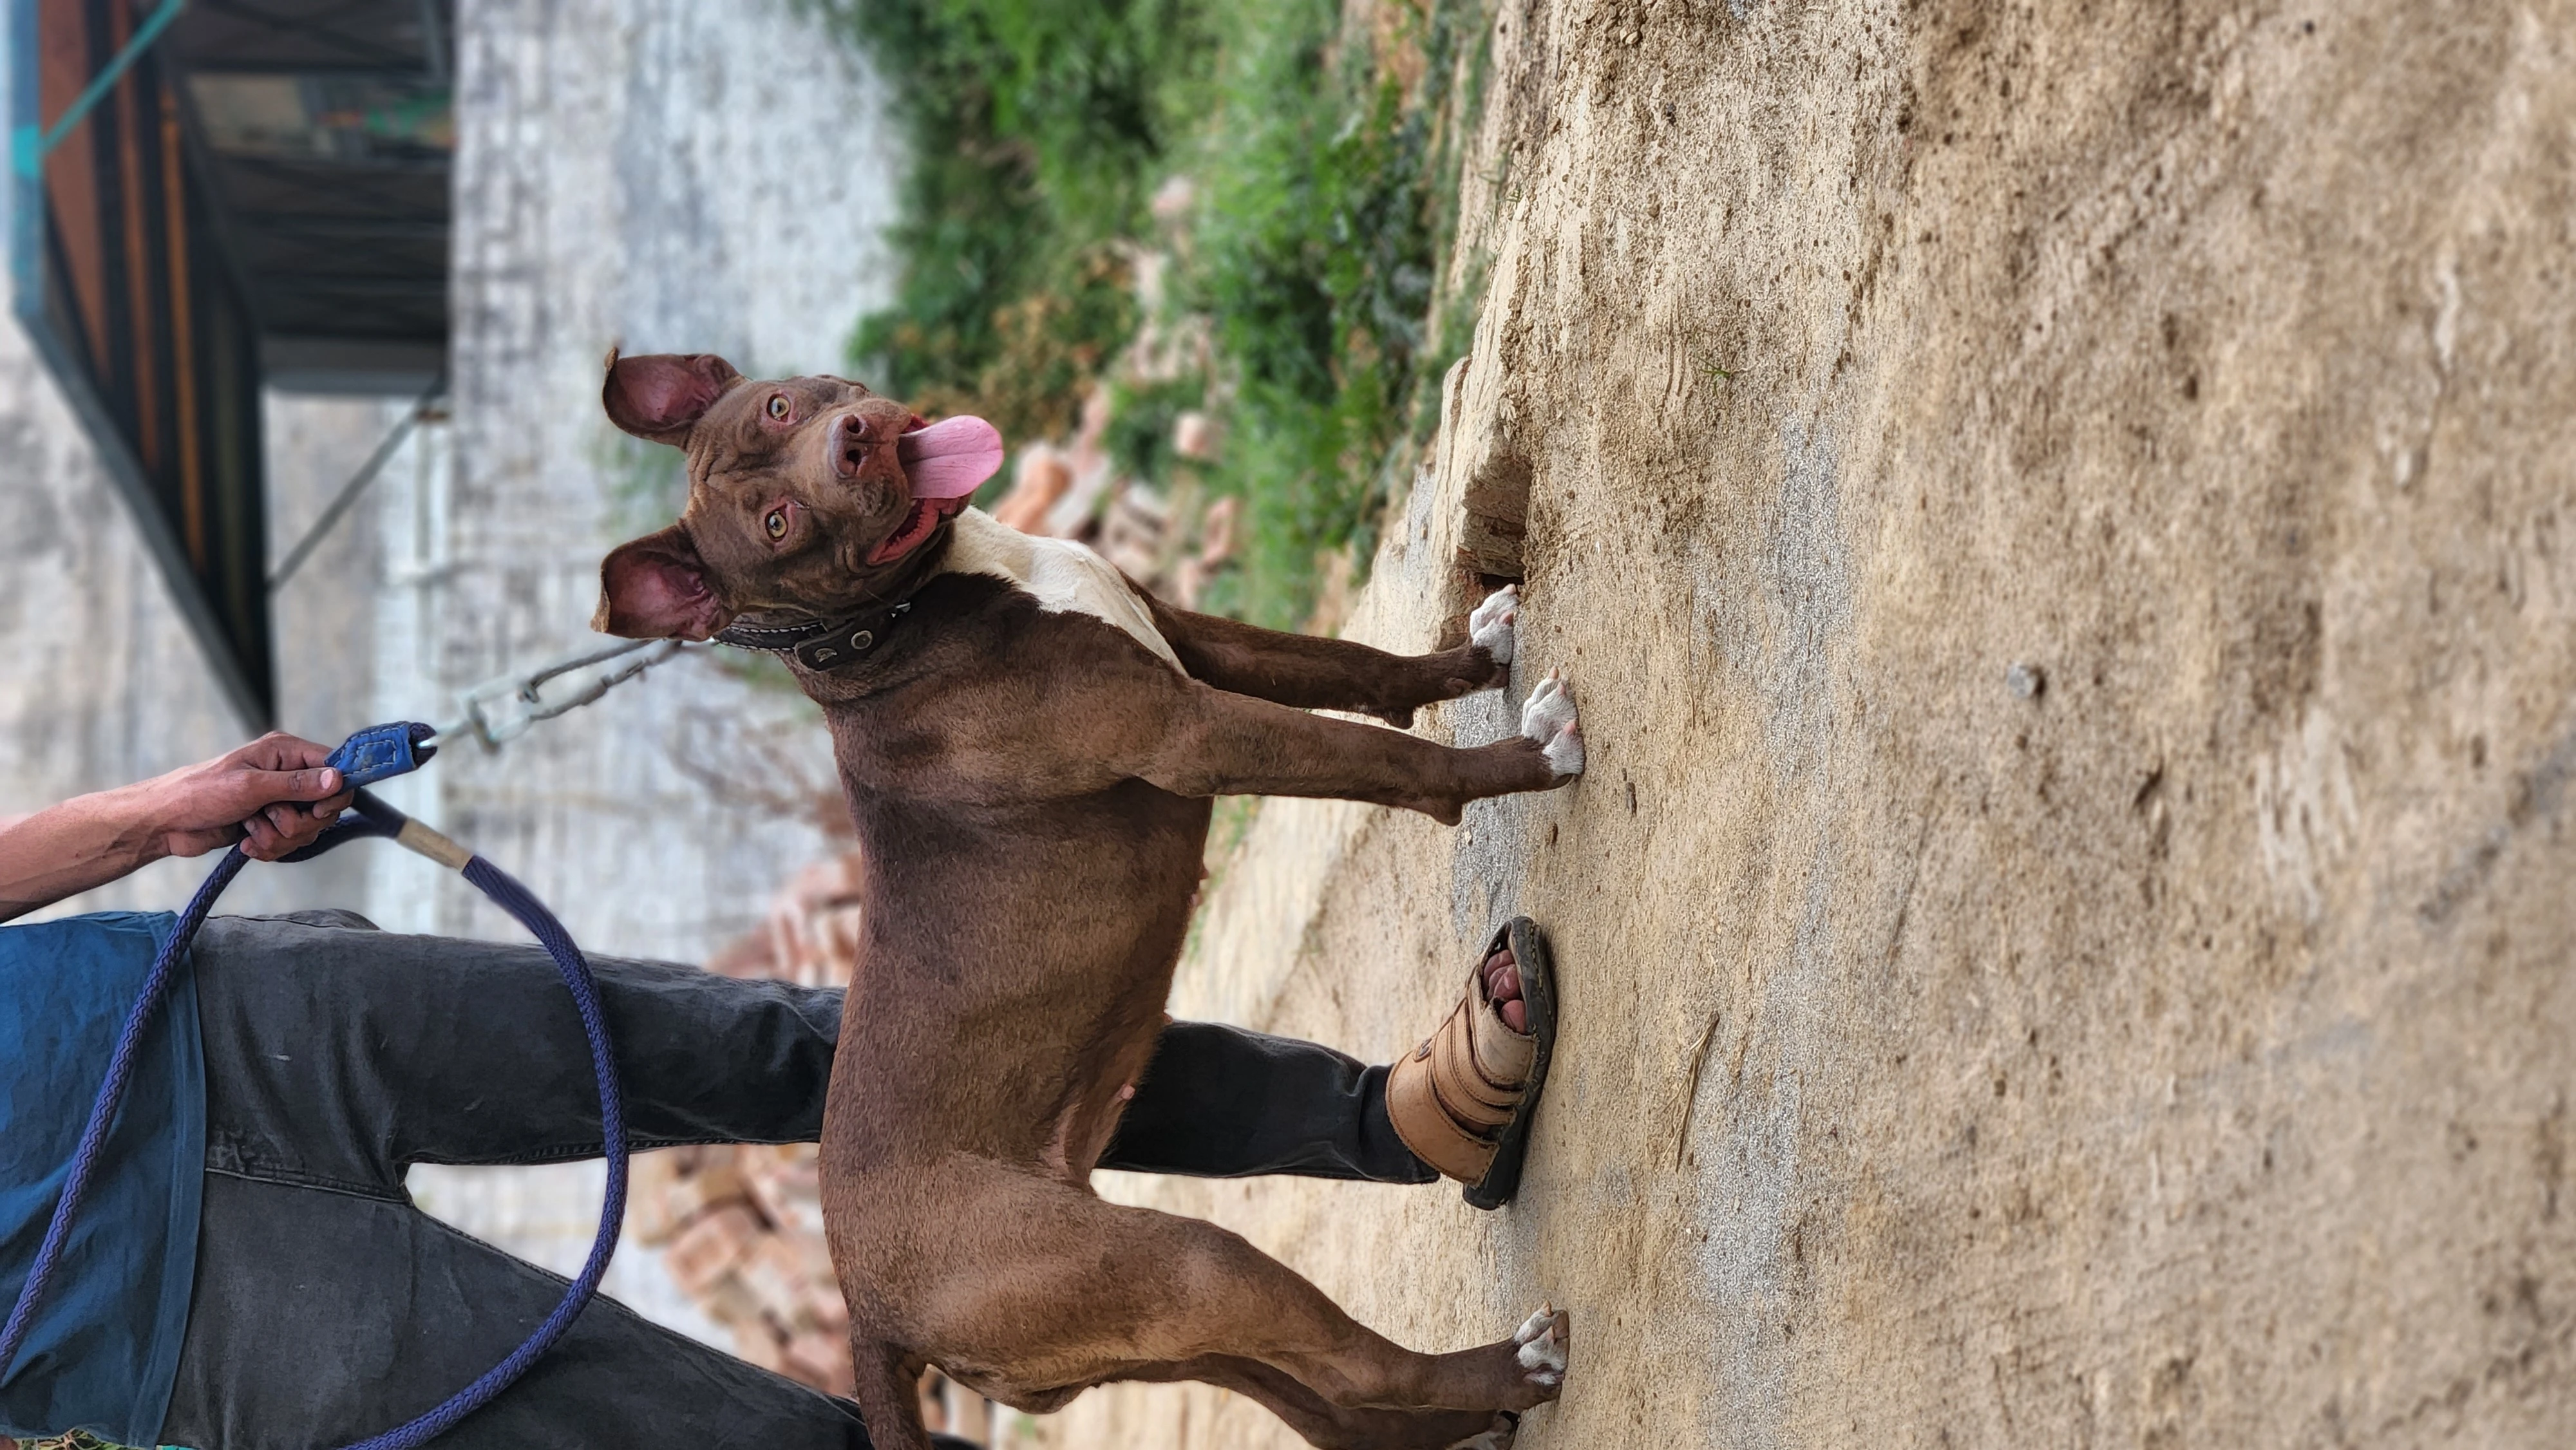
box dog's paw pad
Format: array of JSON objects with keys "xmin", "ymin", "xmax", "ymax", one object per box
[
  {"xmin": 1470, "ymin": 585, "xmax": 1519, "ymax": 666},
  {"xmin": 1513, "ymin": 1308, "xmax": 1570, "ymax": 1380},
  {"xmin": 1519, "ymin": 672, "xmax": 1583, "ymax": 777},
  {"xmin": 1447, "ymin": 1414, "xmax": 1520, "ymax": 1450}
]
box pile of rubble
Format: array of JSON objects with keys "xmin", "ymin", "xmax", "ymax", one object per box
[
  {"xmin": 625, "ymin": 855, "xmax": 866, "ymax": 1395},
  {"xmin": 987, "ymin": 388, "xmax": 1238, "ymax": 610}
]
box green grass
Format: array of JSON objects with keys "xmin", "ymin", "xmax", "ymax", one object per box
[
  {"xmin": 813, "ymin": 0, "xmax": 1494, "ymax": 627},
  {"xmin": 816, "ymin": 0, "xmax": 1191, "ymax": 445}
]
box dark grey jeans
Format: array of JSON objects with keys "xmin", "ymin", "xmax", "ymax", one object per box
[{"xmin": 159, "ymin": 912, "xmax": 1431, "ymax": 1450}]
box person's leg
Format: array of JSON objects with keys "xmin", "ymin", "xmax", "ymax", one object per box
[
  {"xmin": 196, "ymin": 911, "xmax": 1437, "ymax": 1186},
  {"xmin": 174, "ymin": 915, "xmax": 912, "ymax": 1448},
  {"xmin": 191, "ymin": 912, "xmax": 844, "ymax": 1187},
  {"xmin": 161, "ymin": 1172, "xmax": 970, "ymax": 1450},
  {"xmin": 1099, "ymin": 1022, "xmax": 1436, "ymax": 1183},
  {"xmin": 167, "ymin": 913, "xmax": 1442, "ymax": 1444},
  {"xmin": 1102, "ymin": 923, "xmax": 1555, "ymax": 1203}
]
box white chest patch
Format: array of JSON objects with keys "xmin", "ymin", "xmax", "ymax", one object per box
[{"xmin": 940, "ymin": 509, "xmax": 1182, "ymax": 671}]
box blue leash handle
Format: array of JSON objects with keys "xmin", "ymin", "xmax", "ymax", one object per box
[{"xmin": 0, "ymin": 724, "xmax": 630, "ymax": 1450}]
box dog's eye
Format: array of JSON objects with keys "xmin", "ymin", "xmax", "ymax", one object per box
[
  {"xmin": 764, "ymin": 509, "xmax": 789, "ymax": 541},
  {"xmin": 766, "ymin": 395, "xmax": 790, "ymax": 421}
]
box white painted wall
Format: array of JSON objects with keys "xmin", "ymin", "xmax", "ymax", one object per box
[
  {"xmin": 2, "ymin": 0, "xmax": 903, "ymax": 1353},
  {"xmin": 399, "ymin": 0, "xmax": 904, "ymax": 1342}
]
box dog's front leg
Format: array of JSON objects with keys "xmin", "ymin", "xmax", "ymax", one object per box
[
  {"xmin": 1129, "ymin": 677, "xmax": 1579, "ymax": 824},
  {"xmin": 1144, "ymin": 588, "xmax": 1523, "ymax": 727},
  {"xmin": 846, "ymin": 1339, "xmax": 934, "ymax": 1450}
]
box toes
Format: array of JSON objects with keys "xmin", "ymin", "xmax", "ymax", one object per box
[
  {"xmin": 1519, "ymin": 672, "xmax": 1584, "ymax": 777},
  {"xmin": 1511, "ymin": 1304, "xmax": 1555, "ymax": 1345},
  {"xmin": 1524, "ymin": 670, "xmax": 1562, "ymax": 712},
  {"xmin": 1513, "ymin": 1309, "xmax": 1571, "ymax": 1385},
  {"xmin": 1470, "ymin": 585, "xmax": 1520, "ymax": 667},
  {"xmin": 1518, "ymin": 676, "xmax": 1567, "ymax": 735}
]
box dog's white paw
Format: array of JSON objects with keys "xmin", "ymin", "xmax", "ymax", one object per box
[
  {"xmin": 1446, "ymin": 1413, "xmax": 1520, "ymax": 1450},
  {"xmin": 1519, "ymin": 672, "xmax": 1583, "ymax": 777},
  {"xmin": 1513, "ymin": 1306, "xmax": 1569, "ymax": 1384},
  {"xmin": 1470, "ymin": 585, "xmax": 1519, "ymax": 666},
  {"xmin": 1512, "ymin": 1304, "xmax": 1555, "ymax": 1345}
]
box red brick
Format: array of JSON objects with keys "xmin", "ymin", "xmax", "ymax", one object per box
[
  {"xmin": 782, "ymin": 1331, "xmax": 856, "ymax": 1397},
  {"xmin": 665, "ymin": 1202, "xmax": 760, "ymax": 1295}
]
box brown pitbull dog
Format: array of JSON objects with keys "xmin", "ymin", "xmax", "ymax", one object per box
[{"xmin": 592, "ymin": 351, "xmax": 1581, "ymax": 1450}]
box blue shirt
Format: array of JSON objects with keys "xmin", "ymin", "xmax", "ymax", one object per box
[{"xmin": 0, "ymin": 912, "xmax": 204, "ymax": 1447}]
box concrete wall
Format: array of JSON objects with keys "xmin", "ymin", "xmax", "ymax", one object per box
[
  {"xmin": 0, "ymin": 302, "xmax": 262, "ymax": 915},
  {"xmin": 396, "ymin": 0, "xmax": 902, "ymax": 1323},
  {"xmin": 415, "ymin": 0, "xmax": 904, "ymax": 960},
  {"xmin": 0, "ymin": 0, "xmax": 408, "ymax": 925},
  {"xmin": 1055, "ymin": 4, "xmax": 2576, "ymax": 1447},
  {"xmin": 2, "ymin": 0, "xmax": 904, "ymax": 1348}
]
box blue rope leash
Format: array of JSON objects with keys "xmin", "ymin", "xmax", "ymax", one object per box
[{"xmin": 0, "ymin": 723, "xmax": 629, "ymax": 1450}]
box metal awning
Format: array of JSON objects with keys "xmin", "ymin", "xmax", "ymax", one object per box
[{"xmin": 8, "ymin": 0, "xmax": 452, "ymax": 727}]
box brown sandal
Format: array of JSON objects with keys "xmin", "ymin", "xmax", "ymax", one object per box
[{"xmin": 1387, "ymin": 918, "xmax": 1557, "ymax": 1210}]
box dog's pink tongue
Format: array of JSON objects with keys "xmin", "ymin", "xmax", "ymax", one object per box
[{"xmin": 896, "ymin": 416, "xmax": 1005, "ymax": 500}]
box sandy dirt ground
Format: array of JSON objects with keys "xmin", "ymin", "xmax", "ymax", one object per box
[{"xmin": 1042, "ymin": 3, "xmax": 2576, "ymax": 1446}]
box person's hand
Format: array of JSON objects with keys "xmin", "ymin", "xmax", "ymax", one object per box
[
  {"xmin": 0, "ymin": 734, "xmax": 361, "ymax": 921},
  {"xmin": 140, "ymin": 733, "xmax": 356, "ymax": 862}
]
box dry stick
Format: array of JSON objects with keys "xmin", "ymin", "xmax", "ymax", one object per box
[{"xmin": 1672, "ymin": 1008, "xmax": 1724, "ymax": 1171}]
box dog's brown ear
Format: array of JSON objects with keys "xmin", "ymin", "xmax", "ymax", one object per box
[
  {"xmin": 594, "ymin": 523, "xmax": 734, "ymax": 640},
  {"xmin": 602, "ymin": 348, "xmax": 744, "ymax": 446}
]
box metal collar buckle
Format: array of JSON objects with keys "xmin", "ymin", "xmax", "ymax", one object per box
[{"xmin": 795, "ymin": 622, "xmax": 877, "ymax": 671}]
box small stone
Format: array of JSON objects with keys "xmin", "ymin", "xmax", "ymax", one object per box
[{"xmin": 2006, "ymin": 663, "xmax": 2047, "ymax": 700}]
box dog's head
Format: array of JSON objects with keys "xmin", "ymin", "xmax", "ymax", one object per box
[{"xmin": 591, "ymin": 350, "xmax": 1005, "ymax": 640}]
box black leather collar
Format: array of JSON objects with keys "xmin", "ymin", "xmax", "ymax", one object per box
[
  {"xmin": 714, "ymin": 598, "xmax": 915, "ymax": 672},
  {"xmin": 709, "ymin": 523, "xmax": 960, "ymax": 672}
]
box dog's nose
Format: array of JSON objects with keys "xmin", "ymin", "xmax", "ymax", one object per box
[{"xmin": 833, "ymin": 413, "xmax": 875, "ymax": 480}]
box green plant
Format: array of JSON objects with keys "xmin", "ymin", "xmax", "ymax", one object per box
[
  {"xmin": 820, "ymin": 0, "xmax": 1497, "ymax": 627},
  {"xmin": 1105, "ymin": 375, "xmax": 1208, "ymax": 482},
  {"xmin": 1180, "ymin": 0, "xmax": 1489, "ymax": 623},
  {"xmin": 825, "ymin": 0, "xmax": 1202, "ymax": 415}
]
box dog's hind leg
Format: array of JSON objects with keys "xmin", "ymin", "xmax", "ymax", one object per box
[
  {"xmin": 1127, "ymin": 1357, "xmax": 1513, "ymax": 1449},
  {"xmin": 905, "ymin": 1168, "xmax": 1566, "ymax": 1428}
]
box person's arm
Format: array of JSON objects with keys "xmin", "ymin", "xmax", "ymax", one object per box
[{"xmin": 0, "ymin": 733, "xmax": 356, "ymax": 923}]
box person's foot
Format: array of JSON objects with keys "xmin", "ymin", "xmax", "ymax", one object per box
[
  {"xmin": 1482, "ymin": 941, "xmax": 1530, "ymax": 1033},
  {"xmin": 1387, "ymin": 918, "xmax": 1559, "ymax": 1209}
]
